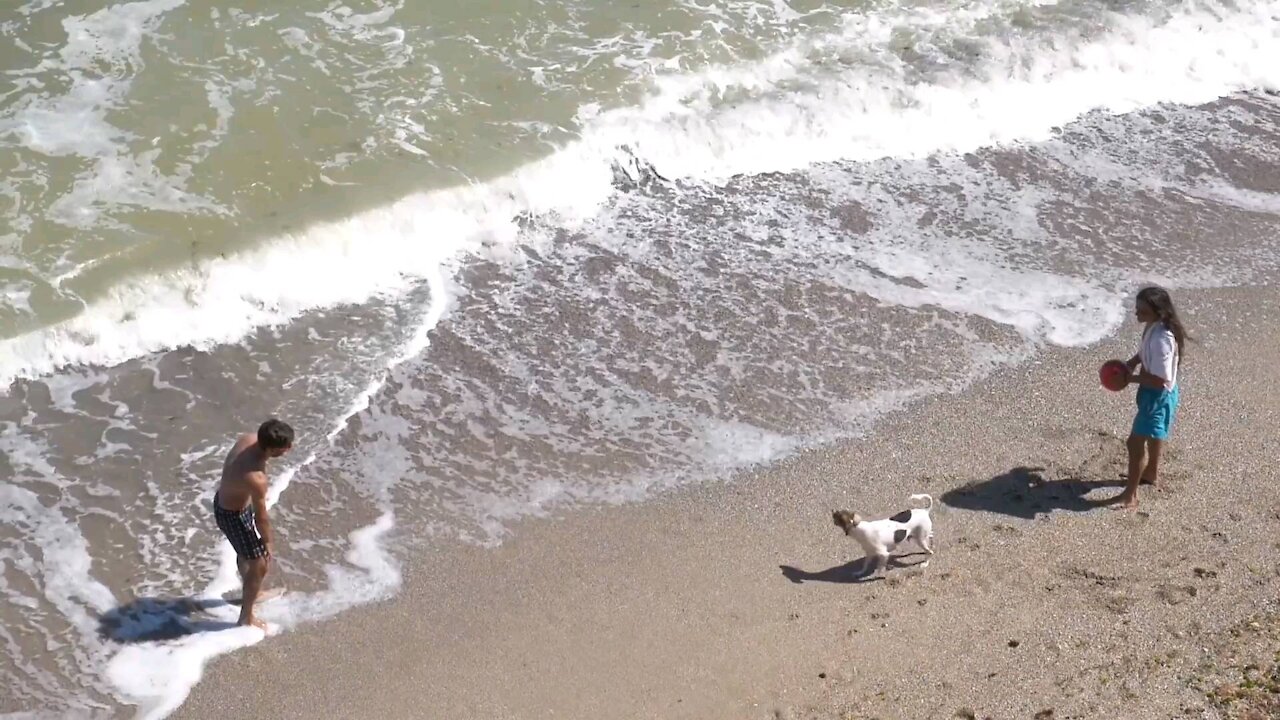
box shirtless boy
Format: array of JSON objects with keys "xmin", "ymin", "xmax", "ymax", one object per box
[{"xmin": 213, "ymin": 418, "xmax": 294, "ymax": 629}]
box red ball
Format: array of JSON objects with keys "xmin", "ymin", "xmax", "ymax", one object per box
[{"xmin": 1099, "ymin": 360, "xmax": 1129, "ymax": 392}]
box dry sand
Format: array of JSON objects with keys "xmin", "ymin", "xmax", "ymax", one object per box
[{"xmin": 175, "ymin": 286, "xmax": 1280, "ymax": 720}]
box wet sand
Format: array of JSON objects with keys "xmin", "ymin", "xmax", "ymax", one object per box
[{"xmin": 173, "ymin": 285, "xmax": 1280, "ymax": 719}]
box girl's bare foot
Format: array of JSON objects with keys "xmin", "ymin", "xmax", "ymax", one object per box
[{"xmin": 1110, "ymin": 493, "xmax": 1140, "ymax": 510}]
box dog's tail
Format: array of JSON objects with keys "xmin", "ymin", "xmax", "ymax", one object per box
[{"xmin": 908, "ymin": 493, "xmax": 934, "ymax": 511}]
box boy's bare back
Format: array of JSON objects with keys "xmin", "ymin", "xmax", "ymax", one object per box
[{"xmin": 216, "ymin": 433, "xmax": 267, "ymax": 512}]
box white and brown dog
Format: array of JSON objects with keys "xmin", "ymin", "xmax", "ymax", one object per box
[{"xmin": 832, "ymin": 494, "xmax": 935, "ymax": 575}]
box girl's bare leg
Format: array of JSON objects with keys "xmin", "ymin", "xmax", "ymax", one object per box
[
  {"xmin": 1140, "ymin": 438, "xmax": 1164, "ymax": 490},
  {"xmin": 1114, "ymin": 433, "xmax": 1146, "ymax": 510}
]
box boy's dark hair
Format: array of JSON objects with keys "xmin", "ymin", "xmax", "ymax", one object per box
[
  {"xmin": 1136, "ymin": 286, "xmax": 1191, "ymax": 360},
  {"xmin": 257, "ymin": 418, "xmax": 294, "ymax": 450}
]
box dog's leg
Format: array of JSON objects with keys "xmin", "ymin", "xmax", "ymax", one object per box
[
  {"xmin": 918, "ymin": 533, "xmax": 934, "ymax": 568},
  {"xmin": 874, "ymin": 552, "xmax": 890, "ymax": 575}
]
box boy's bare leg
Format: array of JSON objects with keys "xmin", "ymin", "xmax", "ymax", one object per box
[
  {"xmin": 228, "ymin": 556, "xmax": 274, "ymax": 601},
  {"xmin": 237, "ymin": 557, "xmax": 269, "ymax": 630}
]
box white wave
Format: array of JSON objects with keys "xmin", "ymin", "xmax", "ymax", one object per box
[
  {"xmin": 1189, "ymin": 180, "xmax": 1280, "ymax": 215},
  {"xmin": 2, "ymin": 1, "xmax": 1276, "ymax": 389},
  {"xmin": 597, "ymin": 0, "xmax": 1280, "ymax": 181},
  {"xmin": 0, "ymin": 144, "xmax": 613, "ymax": 388},
  {"xmin": 106, "ymin": 623, "xmax": 264, "ymax": 720}
]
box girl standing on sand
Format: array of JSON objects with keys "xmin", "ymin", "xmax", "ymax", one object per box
[{"xmin": 1113, "ymin": 286, "xmax": 1189, "ymax": 510}]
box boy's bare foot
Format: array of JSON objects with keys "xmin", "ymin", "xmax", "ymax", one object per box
[{"xmin": 239, "ymin": 616, "xmax": 268, "ymax": 631}]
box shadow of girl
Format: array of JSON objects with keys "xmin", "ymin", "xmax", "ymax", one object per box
[{"xmin": 940, "ymin": 465, "xmax": 1123, "ymax": 519}]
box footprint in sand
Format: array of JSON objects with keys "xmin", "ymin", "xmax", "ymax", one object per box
[
  {"xmin": 1103, "ymin": 595, "xmax": 1134, "ymax": 615},
  {"xmin": 1063, "ymin": 566, "xmax": 1123, "ymax": 589},
  {"xmin": 1154, "ymin": 584, "xmax": 1198, "ymax": 606}
]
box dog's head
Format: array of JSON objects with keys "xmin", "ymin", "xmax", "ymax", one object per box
[{"xmin": 831, "ymin": 510, "xmax": 862, "ymax": 535}]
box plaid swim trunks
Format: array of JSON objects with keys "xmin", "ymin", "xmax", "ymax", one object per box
[{"xmin": 213, "ymin": 491, "xmax": 268, "ymax": 559}]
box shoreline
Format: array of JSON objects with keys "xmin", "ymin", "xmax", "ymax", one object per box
[{"xmin": 172, "ymin": 285, "xmax": 1280, "ymax": 719}]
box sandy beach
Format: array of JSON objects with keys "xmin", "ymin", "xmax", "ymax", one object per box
[{"xmin": 171, "ymin": 286, "xmax": 1280, "ymax": 719}]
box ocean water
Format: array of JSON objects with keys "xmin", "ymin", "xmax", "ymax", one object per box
[{"xmin": 1, "ymin": 0, "xmax": 1279, "ymax": 716}]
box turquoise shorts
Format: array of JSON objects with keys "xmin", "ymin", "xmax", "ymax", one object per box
[{"xmin": 1132, "ymin": 384, "xmax": 1180, "ymax": 440}]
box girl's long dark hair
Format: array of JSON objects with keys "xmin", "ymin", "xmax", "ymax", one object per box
[{"xmin": 1137, "ymin": 286, "xmax": 1190, "ymax": 360}]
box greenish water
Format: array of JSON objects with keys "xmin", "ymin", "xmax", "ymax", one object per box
[{"xmin": 0, "ymin": 0, "xmax": 852, "ymax": 338}]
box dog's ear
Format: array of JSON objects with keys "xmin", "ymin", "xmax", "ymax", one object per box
[
  {"xmin": 832, "ymin": 510, "xmax": 854, "ymax": 531},
  {"xmin": 852, "ymin": 513, "xmax": 863, "ymax": 526}
]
